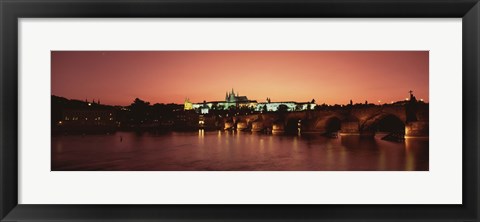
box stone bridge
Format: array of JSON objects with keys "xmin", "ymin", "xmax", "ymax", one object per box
[{"xmin": 226, "ymin": 103, "xmax": 428, "ymax": 138}]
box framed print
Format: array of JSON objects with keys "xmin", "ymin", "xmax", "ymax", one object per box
[
  {"xmin": 50, "ymin": 50, "xmax": 430, "ymax": 172},
  {"xmin": 1, "ymin": 0, "xmax": 479, "ymax": 221}
]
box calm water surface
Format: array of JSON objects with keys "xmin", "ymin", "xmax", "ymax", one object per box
[{"xmin": 52, "ymin": 130, "xmax": 429, "ymax": 171}]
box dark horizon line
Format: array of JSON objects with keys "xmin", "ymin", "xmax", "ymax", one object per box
[{"xmin": 52, "ymin": 94, "xmax": 427, "ymax": 108}]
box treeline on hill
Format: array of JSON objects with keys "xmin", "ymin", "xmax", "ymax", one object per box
[{"xmin": 51, "ymin": 95, "xmax": 184, "ymax": 130}]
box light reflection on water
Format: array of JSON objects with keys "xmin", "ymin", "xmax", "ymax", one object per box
[{"xmin": 52, "ymin": 130, "xmax": 429, "ymax": 171}]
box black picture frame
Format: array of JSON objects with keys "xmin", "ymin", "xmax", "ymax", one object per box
[{"xmin": 1, "ymin": 0, "xmax": 479, "ymax": 221}]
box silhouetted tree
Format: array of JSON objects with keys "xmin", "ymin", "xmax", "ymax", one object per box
[
  {"xmin": 211, "ymin": 103, "xmax": 218, "ymax": 111},
  {"xmin": 295, "ymin": 104, "xmax": 303, "ymax": 111},
  {"xmin": 130, "ymin": 98, "xmax": 151, "ymax": 124},
  {"xmin": 278, "ymin": 104, "xmax": 289, "ymax": 113}
]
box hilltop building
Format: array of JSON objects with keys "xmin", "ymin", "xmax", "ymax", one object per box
[
  {"xmin": 184, "ymin": 89, "xmax": 316, "ymax": 114},
  {"xmin": 184, "ymin": 89, "xmax": 257, "ymax": 113},
  {"xmin": 184, "ymin": 98, "xmax": 194, "ymax": 110},
  {"xmin": 53, "ymin": 97, "xmax": 118, "ymax": 132},
  {"xmin": 255, "ymin": 102, "xmax": 315, "ymax": 112}
]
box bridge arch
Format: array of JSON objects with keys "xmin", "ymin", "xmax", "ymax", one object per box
[
  {"xmin": 325, "ymin": 116, "xmax": 342, "ymax": 133},
  {"xmin": 312, "ymin": 114, "xmax": 350, "ymax": 133},
  {"xmin": 285, "ymin": 118, "xmax": 302, "ymax": 133},
  {"xmin": 362, "ymin": 113, "xmax": 405, "ymax": 134}
]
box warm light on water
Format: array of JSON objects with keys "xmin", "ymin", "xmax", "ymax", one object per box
[{"xmin": 52, "ymin": 131, "xmax": 428, "ymax": 171}]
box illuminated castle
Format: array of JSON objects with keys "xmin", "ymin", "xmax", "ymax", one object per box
[
  {"xmin": 185, "ymin": 89, "xmax": 315, "ymax": 114},
  {"xmin": 184, "ymin": 89, "xmax": 256, "ymax": 113},
  {"xmin": 226, "ymin": 89, "xmax": 249, "ymax": 103}
]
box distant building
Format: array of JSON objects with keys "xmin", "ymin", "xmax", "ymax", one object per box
[
  {"xmin": 174, "ymin": 110, "xmax": 199, "ymax": 129},
  {"xmin": 225, "ymin": 89, "xmax": 250, "ymax": 106},
  {"xmin": 185, "ymin": 89, "xmax": 316, "ymax": 113},
  {"xmin": 200, "ymin": 102, "xmax": 210, "ymax": 114},
  {"xmin": 58, "ymin": 108, "xmax": 117, "ymax": 130},
  {"xmin": 185, "ymin": 89, "xmax": 257, "ymax": 114},
  {"xmin": 184, "ymin": 98, "xmax": 194, "ymax": 110},
  {"xmin": 255, "ymin": 101, "xmax": 316, "ymax": 112}
]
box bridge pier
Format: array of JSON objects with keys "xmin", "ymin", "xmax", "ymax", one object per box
[
  {"xmin": 251, "ymin": 121, "xmax": 264, "ymax": 132},
  {"xmin": 236, "ymin": 121, "xmax": 248, "ymax": 131},
  {"xmin": 405, "ymin": 121, "xmax": 429, "ymax": 138},
  {"xmin": 224, "ymin": 121, "xmax": 234, "ymax": 130},
  {"xmin": 339, "ymin": 121, "xmax": 360, "ymax": 135},
  {"xmin": 272, "ymin": 122, "xmax": 285, "ymax": 134}
]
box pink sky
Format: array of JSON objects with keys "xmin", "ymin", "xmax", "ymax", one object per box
[{"xmin": 51, "ymin": 51, "xmax": 428, "ymax": 106}]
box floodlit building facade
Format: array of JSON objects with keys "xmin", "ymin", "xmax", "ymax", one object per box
[{"xmin": 184, "ymin": 89, "xmax": 316, "ymax": 113}]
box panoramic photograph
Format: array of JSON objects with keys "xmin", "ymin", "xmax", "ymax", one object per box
[{"xmin": 51, "ymin": 51, "xmax": 429, "ymax": 171}]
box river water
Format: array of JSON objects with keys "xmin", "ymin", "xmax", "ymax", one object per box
[{"xmin": 51, "ymin": 130, "xmax": 429, "ymax": 171}]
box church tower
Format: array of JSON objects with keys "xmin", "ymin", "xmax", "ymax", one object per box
[{"xmin": 184, "ymin": 98, "xmax": 193, "ymax": 110}]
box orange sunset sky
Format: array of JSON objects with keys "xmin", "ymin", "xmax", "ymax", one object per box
[{"xmin": 51, "ymin": 51, "xmax": 429, "ymax": 106}]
